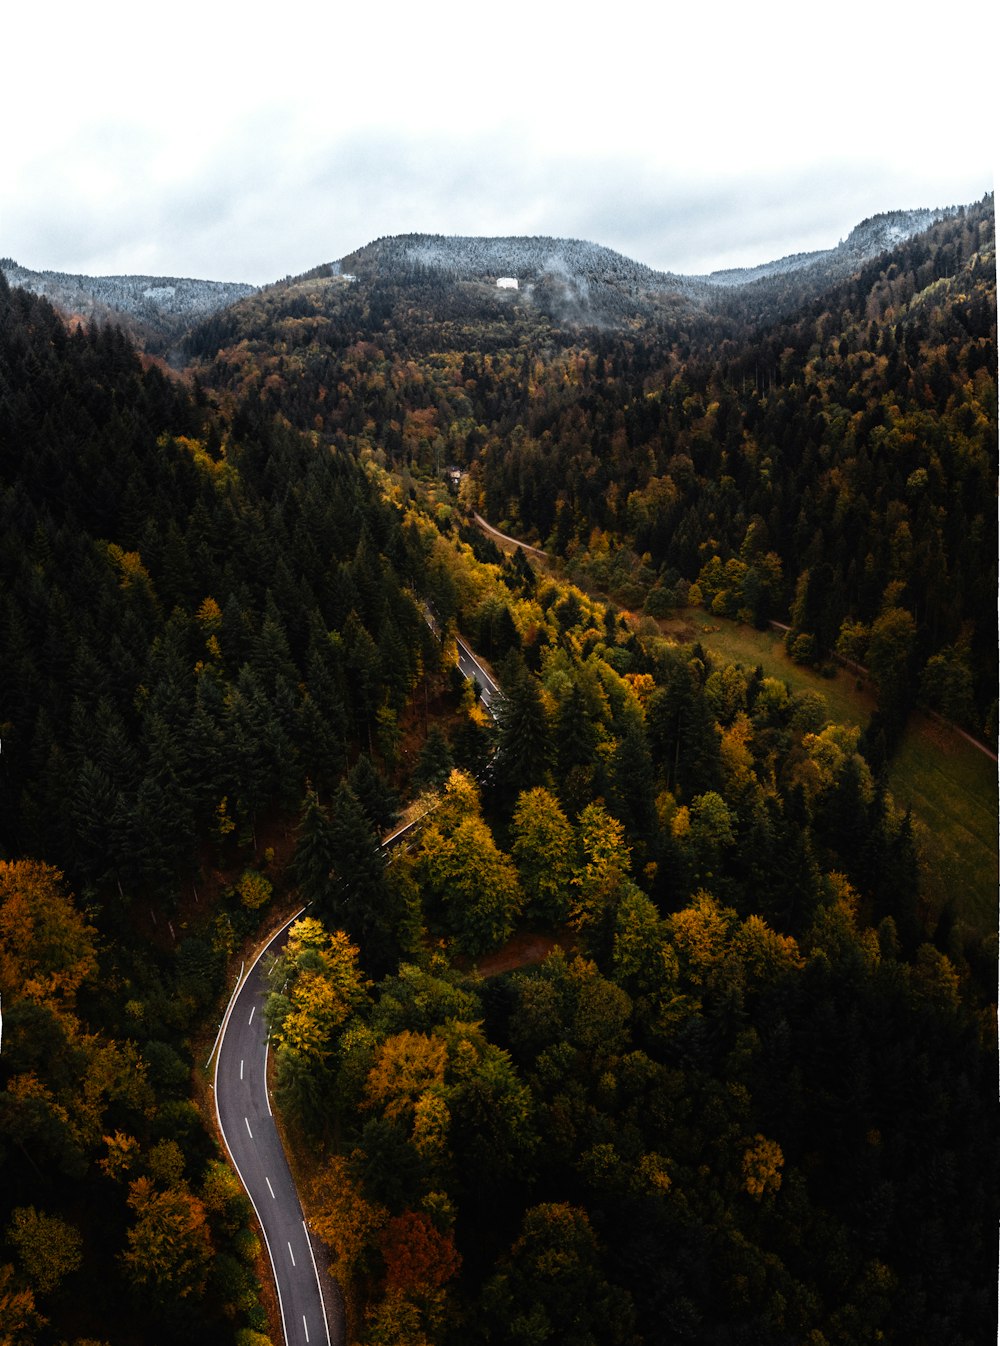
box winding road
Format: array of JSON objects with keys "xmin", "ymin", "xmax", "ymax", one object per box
[
  {"xmin": 422, "ymin": 602, "xmax": 500, "ymax": 719},
  {"xmin": 472, "ymin": 510, "xmax": 548, "ymax": 560},
  {"xmin": 213, "ymin": 912, "xmax": 335, "ymax": 1346},
  {"xmin": 212, "ymin": 625, "xmax": 501, "ymax": 1346}
]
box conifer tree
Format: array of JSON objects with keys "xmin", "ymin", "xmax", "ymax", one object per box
[
  {"xmin": 293, "ymin": 791, "xmax": 338, "ymax": 910},
  {"xmin": 327, "ymin": 782, "xmax": 399, "ymax": 975},
  {"xmin": 554, "ymin": 680, "xmax": 600, "ymax": 813},
  {"xmin": 493, "ymin": 654, "xmax": 551, "ymax": 804},
  {"xmin": 414, "ymin": 725, "xmax": 454, "ymax": 791},
  {"xmin": 348, "ymin": 755, "xmax": 401, "ymax": 835},
  {"xmin": 608, "ymin": 719, "xmax": 658, "ymax": 857}
]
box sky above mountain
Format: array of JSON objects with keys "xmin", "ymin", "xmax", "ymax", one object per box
[{"xmin": 4, "ymin": 0, "xmax": 994, "ymax": 285}]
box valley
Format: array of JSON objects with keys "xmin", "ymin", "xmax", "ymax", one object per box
[{"xmin": 0, "ymin": 197, "xmax": 996, "ymax": 1346}]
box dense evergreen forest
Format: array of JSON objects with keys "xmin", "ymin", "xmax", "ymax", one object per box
[
  {"xmin": 0, "ymin": 275, "xmax": 442, "ymax": 1344},
  {"xmin": 189, "ymin": 200, "xmax": 996, "ymax": 755},
  {"xmin": 1, "ymin": 198, "xmax": 996, "ymax": 1346}
]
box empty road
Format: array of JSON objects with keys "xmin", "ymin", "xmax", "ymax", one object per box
[
  {"xmin": 456, "ymin": 635, "xmax": 499, "ymax": 716},
  {"xmin": 212, "ymin": 624, "xmax": 500, "ymax": 1344},
  {"xmin": 214, "ymin": 913, "xmax": 334, "ymax": 1346}
]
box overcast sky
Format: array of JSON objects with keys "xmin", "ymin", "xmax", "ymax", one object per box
[{"xmin": 3, "ymin": 0, "xmax": 994, "ymax": 285}]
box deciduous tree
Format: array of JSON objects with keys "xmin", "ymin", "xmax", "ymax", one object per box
[
  {"xmin": 379, "ymin": 1210, "xmax": 461, "ymax": 1295},
  {"xmin": 7, "ymin": 1207, "xmax": 83, "ymax": 1296},
  {"xmin": 509, "ymin": 788, "xmax": 574, "ymax": 924},
  {"xmin": 120, "ymin": 1177, "xmax": 213, "ymax": 1302},
  {"xmin": 420, "ymin": 817, "xmax": 524, "ymax": 957}
]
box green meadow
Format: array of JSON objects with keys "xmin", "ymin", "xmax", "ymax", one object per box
[{"xmin": 663, "ymin": 611, "xmax": 998, "ymax": 936}]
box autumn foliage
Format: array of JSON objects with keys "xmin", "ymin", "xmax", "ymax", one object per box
[{"xmin": 379, "ymin": 1211, "xmax": 461, "ymax": 1295}]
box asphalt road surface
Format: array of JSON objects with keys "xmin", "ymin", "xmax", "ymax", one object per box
[
  {"xmin": 455, "ymin": 635, "xmax": 499, "ymax": 716},
  {"xmin": 213, "ymin": 625, "xmax": 499, "ymax": 1345},
  {"xmin": 422, "ymin": 604, "xmax": 499, "ymax": 719},
  {"xmin": 214, "ymin": 913, "xmax": 333, "ymax": 1346}
]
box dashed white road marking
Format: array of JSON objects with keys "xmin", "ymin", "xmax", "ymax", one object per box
[
  {"xmin": 248, "ymin": 1005, "xmax": 255, "ymax": 1025},
  {"xmin": 287, "ymin": 1241, "xmax": 296, "ymax": 1267},
  {"xmin": 245, "ymin": 1117, "xmax": 253, "ymax": 1139},
  {"xmin": 265, "ymin": 1176, "xmax": 276, "ymax": 1199},
  {"xmin": 240, "ymin": 1058, "xmax": 244, "ymax": 1080},
  {"xmin": 303, "ymin": 1315, "xmax": 310, "ymax": 1342}
]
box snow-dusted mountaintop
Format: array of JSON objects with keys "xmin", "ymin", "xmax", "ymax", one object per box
[
  {"xmin": 0, "ymin": 261, "xmax": 256, "ymax": 338},
  {"xmin": 330, "ymin": 232, "xmax": 713, "ymax": 327},
  {"xmin": 338, "ymin": 233, "xmax": 703, "ymax": 294},
  {"xmin": 702, "ymin": 208, "xmax": 956, "ymax": 288},
  {"xmin": 840, "ymin": 207, "xmax": 955, "ymax": 255}
]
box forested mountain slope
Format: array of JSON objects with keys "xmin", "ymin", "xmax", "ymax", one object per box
[
  {"xmin": 704, "ymin": 206, "xmax": 953, "ymax": 293},
  {"xmin": 0, "ymin": 274, "xmax": 446, "ymax": 1344},
  {"xmin": 1, "ymin": 194, "xmax": 996, "ymax": 1346},
  {"xmin": 475, "ymin": 202, "xmax": 997, "ymax": 751},
  {"xmin": 187, "ymin": 198, "xmax": 997, "ymax": 752},
  {"xmin": 0, "ymin": 277, "xmax": 442, "ymax": 891},
  {"xmin": 184, "ymin": 202, "xmax": 998, "ymax": 1345},
  {"xmin": 0, "ymin": 259, "xmax": 256, "ymax": 353}
]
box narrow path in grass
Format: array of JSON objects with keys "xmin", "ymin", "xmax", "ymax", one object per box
[
  {"xmin": 472, "ymin": 510, "xmax": 548, "ymax": 559},
  {"xmin": 470, "ymin": 931, "xmax": 576, "ymax": 978}
]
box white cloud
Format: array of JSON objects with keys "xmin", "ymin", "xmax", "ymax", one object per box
[{"xmin": 3, "ymin": 0, "xmax": 994, "ymax": 282}]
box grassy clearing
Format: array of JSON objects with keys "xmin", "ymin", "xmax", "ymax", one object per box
[
  {"xmin": 658, "ymin": 610, "xmax": 997, "ymax": 936},
  {"xmin": 483, "ymin": 518, "xmax": 996, "ymax": 937},
  {"xmin": 888, "ymin": 716, "xmax": 998, "ymax": 935},
  {"xmin": 661, "ymin": 612, "xmax": 877, "ymax": 729}
]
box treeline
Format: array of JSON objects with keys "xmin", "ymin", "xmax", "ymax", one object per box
[{"xmin": 264, "ymin": 537, "xmax": 997, "ymax": 1345}]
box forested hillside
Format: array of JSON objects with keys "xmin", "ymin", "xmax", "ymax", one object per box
[
  {"xmin": 188, "ymin": 198, "xmax": 997, "ymax": 752},
  {"xmin": 262, "ymin": 517, "xmax": 997, "ymax": 1346},
  {"xmin": 1, "ymin": 196, "xmax": 996, "ymax": 1346},
  {"xmin": 0, "ymin": 260, "xmax": 256, "ymax": 354},
  {"xmin": 703, "ymin": 207, "xmax": 948, "ymax": 288},
  {"xmin": 0, "ymin": 275, "xmax": 447, "ymax": 1344}
]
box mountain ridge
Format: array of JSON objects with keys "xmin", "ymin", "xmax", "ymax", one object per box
[
  {"xmin": 0, "ymin": 259, "xmax": 256, "ymax": 352},
  {"xmin": 3, "ymin": 197, "xmax": 989, "ymax": 343},
  {"xmin": 701, "ymin": 206, "xmax": 956, "ymax": 286}
]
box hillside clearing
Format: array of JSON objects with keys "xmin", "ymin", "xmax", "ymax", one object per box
[{"xmin": 659, "ymin": 611, "xmax": 997, "ymax": 936}]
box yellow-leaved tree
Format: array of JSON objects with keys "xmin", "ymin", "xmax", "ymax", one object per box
[
  {"xmin": 266, "ymin": 918, "xmax": 371, "ymax": 1128},
  {"xmin": 0, "ymin": 860, "xmax": 97, "ymax": 1018}
]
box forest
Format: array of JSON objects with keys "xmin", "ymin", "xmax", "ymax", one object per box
[
  {"xmin": 0, "ymin": 197, "xmax": 996, "ymax": 1346},
  {"xmin": 187, "ymin": 201, "xmax": 997, "ymax": 758}
]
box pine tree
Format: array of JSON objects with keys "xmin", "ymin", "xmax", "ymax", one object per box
[
  {"xmin": 347, "ymin": 754, "xmax": 400, "ymax": 835},
  {"xmin": 293, "ymin": 791, "xmax": 338, "ymax": 910},
  {"xmin": 555, "ymin": 681, "xmax": 598, "ymax": 774},
  {"xmin": 493, "ymin": 655, "xmax": 551, "ymax": 804},
  {"xmin": 414, "ymin": 725, "xmax": 454, "ymax": 791},
  {"xmin": 327, "ymin": 782, "xmax": 399, "ymax": 975},
  {"xmin": 608, "ymin": 719, "xmax": 658, "ymax": 856}
]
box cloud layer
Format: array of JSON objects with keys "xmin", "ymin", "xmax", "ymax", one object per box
[{"xmin": 4, "ymin": 1, "xmax": 993, "ymax": 283}]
